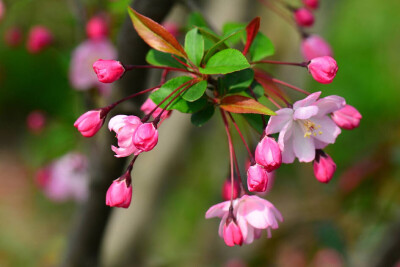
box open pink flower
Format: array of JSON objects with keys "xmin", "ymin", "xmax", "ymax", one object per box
[
  {"xmin": 69, "ymin": 39, "xmax": 117, "ymax": 96},
  {"xmin": 266, "ymin": 92, "xmax": 345, "ymax": 163},
  {"xmin": 108, "ymin": 115, "xmax": 142, "ymax": 157},
  {"xmin": 206, "ymin": 195, "xmax": 283, "ymax": 245}
]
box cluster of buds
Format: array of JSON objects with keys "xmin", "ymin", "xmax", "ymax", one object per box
[{"xmin": 72, "ymin": 7, "xmax": 361, "ymax": 247}]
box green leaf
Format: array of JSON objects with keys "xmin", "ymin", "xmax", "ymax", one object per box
[
  {"xmin": 200, "ymin": 49, "xmax": 250, "ymax": 75},
  {"xmin": 247, "ymin": 82, "xmax": 264, "ymax": 98},
  {"xmin": 184, "ymin": 28, "xmax": 204, "ymax": 67},
  {"xmin": 241, "ymin": 114, "xmax": 264, "ymax": 134},
  {"xmin": 150, "ymin": 76, "xmax": 206, "ymax": 113},
  {"xmin": 249, "ymin": 33, "xmax": 275, "ymax": 61},
  {"xmin": 220, "ymin": 95, "xmax": 275, "ymax": 115},
  {"xmin": 146, "ymin": 49, "xmax": 186, "ymax": 68},
  {"xmin": 187, "ymin": 12, "xmax": 208, "ymax": 28},
  {"xmin": 191, "ymin": 103, "xmax": 215, "ymax": 127},
  {"xmin": 222, "ymin": 22, "xmax": 246, "ymax": 46},
  {"xmin": 221, "ymin": 69, "xmax": 254, "ymax": 93},
  {"xmin": 182, "ymin": 80, "xmax": 208, "ymax": 102}
]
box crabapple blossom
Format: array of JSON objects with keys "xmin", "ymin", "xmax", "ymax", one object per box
[
  {"xmin": 93, "ymin": 59, "xmax": 125, "ymax": 83},
  {"xmin": 308, "ymin": 56, "xmax": 338, "ymax": 84},
  {"xmin": 106, "ymin": 176, "xmax": 132, "ymax": 208},
  {"xmin": 206, "ymin": 195, "xmax": 283, "ymax": 245},
  {"xmin": 247, "ymin": 164, "xmax": 269, "ymax": 192},
  {"xmin": 69, "ymin": 39, "xmax": 116, "ymax": 95},
  {"xmin": 109, "ymin": 115, "xmax": 142, "ymax": 157},
  {"xmin": 27, "ymin": 26, "xmax": 53, "ymax": 53},
  {"xmin": 133, "ymin": 123, "xmax": 158, "ymax": 152},
  {"xmin": 313, "ymin": 150, "xmax": 336, "ymax": 183},
  {"xmin": 303, "ymin": 0, "xmax": 319, "ymax": 9},
  {"xmin": 301, "ymin": 35, "xmax": 333, "ymax": 61},
  {"xmin": 294, "ymin": 8, "xmax": 314, "ymax": 27},
  {"xmin": 86, "ymin": 15, "xmax": 109, "ymax": 40},
  {"xmin": 140, "ymin": 98, "xmax": 171, "ymax": 120},
  {"xmin": 255, "ymin": 136, "xmax": 282, "ymax": 171},
  {"xmin": 222, "ymin": 179, "xmax": 240, "ymax": 201},
  {"xmin": 266, "ymin": 92, "xmax": 345, "ymax": 163},
  {"xmin": 74, "ymin": 110, "xmax": 104, "ymax": 137},
  {"xmin": 332, "ymin": 104, "xmax": 362, "ymax": 130}
]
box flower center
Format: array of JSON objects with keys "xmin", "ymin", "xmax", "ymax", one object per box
[{"xmin": 302, "ymin": 120, "xmax": 322, "ymax": 138}]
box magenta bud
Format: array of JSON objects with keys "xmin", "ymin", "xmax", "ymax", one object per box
[
  {"xmin": 294, "ymin": 8, "xmax": 315, "ymax": 27},
  {"xmin": 313, "ymin": 151, "xmax": 336, "ymax": 183},
  {"xmin": 247, "ymin": 164, "xmax": 269, "ymax": 192},
  {"xmin": 222, "ymin": 179, "xmax": 240, "ymax": 201},
  {"xmin": 4, "ymin": 27, "xmax": 22, "ymax": 47},
  {"xmin": 27, "ymin": 26, "xmax": 53, "ymax": 54},
  {"xmin": 106, "ymin": 177, "xmax": 132, "ymax": 208},
  {"xmin": 93, "ymin": 59, "xmax": 125, "ymax": 83},
  {"xmin": 74, "ymin": 110, "xmax": 104, "ymax": 137},
  {"xmin": 308, "ymin": 56, "xmax": 338, "ymax": 84},
  {"xmin": 86, "ymin": 15, "xmax": 109, "ymax": 40},
  {"xmin": 301, "ymin": 35, "xmax": 333, "ymax": 61},
  {"xmin": 332, "ymin": 105, "xmax": 362, "ymax": 130},
  {"xmin": 303, "ymin": 0, "xmax": 319, "ymax": 9},
  {"xmin": 162, "ymin": 22, "xmax": 180, "ymax": 38},
  {"xmin": 255, "ymin": 136, "xmax": 282, "ymax": 172},
  {"xmin": 223, "ymin": 219, "xmax": 243, "ymax": 247},
  {"xmin": 133, "ymin": 123, "xmax": 158, "ymax": 152},
  {"xmin": 27, "ymin": 110, "xmax": 46, "ymax": 133}
]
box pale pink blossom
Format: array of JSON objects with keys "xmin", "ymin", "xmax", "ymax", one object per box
[
  {"xmin": 27, "ymin": 26, "xmax": 53, "ymax": 53},
  {"xmin": 206, "ymin": 195, "xmax": 283, "ymax": 245},
  {"xmin": 133, "ymin": 123, "xmax": 158, "ymax": 152},
  {"xmin": 266, "ymin": 92, "xmax": 345, "ymax": 163},
  {"xmin": 301, "ymin": 35, "xmax": 333, "ymax": 61},
  {"xmin": 303, "ymin": 0, "xmax": 319, "ymax": 9},
  {"xmin": 74, "ymin": 110, "xmax": 104, "ymax": 137},
  {"xmin": 313, "ymin": 151, "xmax": 336, "ymax": 183},
  {"xmin": 247, "ymin": 164, "xmax": 269, "ymax": 192},
  {"xmin": 140, "ymin": 98, "xmax": 171, "ymax": 120},
  {"xmin": 36, "ymin": 153, "xmax": 89, "ymax": 202},
  {"xmin": 4, "ymin": 27, "xmax": 22, "ymax": 47},
  {"xmin": 106, "ymin": 177, "xmax": 132, "ymax": 208},
  {"xmin": 222, "ymin": 179, "xmax": 241, "ymax": 201},
  {"xmin": 93, "ymin": 59, "xmax": 125, "ymax": 83},
  {"xmin": 108, "ymin": 115, "xmax": 142, "ymax": 157},
  {"xmin": 332, "ymin": 104, "xmax": 362, "ymax": 130},
  {"xmin": 86, "ymin": 15, "xmax": 109, "ymax": 40},
  {"xmin": 26, "ymin": 110, "xmax": 46, "ymax": 133},
  {"xmin": 308, "ymin": 56, "xmax": 338, "ymax": 84},
  {"xmin": 294, "ymin": 8, "xmax": 314, "ymax": 27},
  {"xmin": 69, "ymin": 39, "xmax": 117, "ymax": 96},
  {"xmin": 255, "ymin": 136, "xmax": 282, "ymax": 171}
]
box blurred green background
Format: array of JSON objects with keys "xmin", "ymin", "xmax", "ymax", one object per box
[{"xmin": 0, "ymin": 0, "xmax": 399, "ymax": 266}]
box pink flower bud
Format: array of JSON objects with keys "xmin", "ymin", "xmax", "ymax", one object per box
[
  {"xmin": 255, "ymin": 136, "xmax": 282, "ymax": 172},
  {"xmin": 140, "ymin": 98, "xmax": 171, "ymax": 120},
  {"xmin": 4, "ymin": 27, "xmax": 22, "ymax": 47},
  {"xmin": 26, "ymin": 110, "xmax": 46, "ymax": 133},
  {"xmin": 222, "ymin": 179, "xmax": 240, "ymax": 201},
  {"xmin": 332, "ymin": 105, "xmax": 362, "ymax": 130},
  {"xmin": 294, "ymin": 8, "xmax": 315, "ymax": 27},
  {"xmin": 308, "ymin": 56, "xmax": 338, "ymax": 84},
  {"xmin": 301, "ymin": 35, "xmax": 333, "ymax": 61},
  {"xmin": 93, "ymin": 59, "xmax": 125, "ymax": 83},
  {"xmin": 223, "ymin": 219, "xmax": 243, "ymax": 247},
  {"xmin": 162, "ymin": 22, "xmax": 180, "ymax": 38},
  {"xmin": 106, "ymin": 177, "xmax": 132, "ymax": 208},
  {"xmin": 27, "ymin": 26, "xmax": 53, "ymax": 54},
  {"xmin": 133, "ymin": 123, "xmax": 158, "ymax": 152},
  {"xmin": 74, "ymin": 110, "xmax": 104, "ymax": 137},
  {"xmin": 303, "ymin": 0, "xmax": 319, "ymax": 9},
  {"xmin": 247, "ymin": 164, "xmax": 269, "ymax": 192},
  {"xmin": 86, "ymin": 15, "xmax": 109, "ymax": 40},
  {"xmin": 313, "ymin": 151, "xmax": 336, "ymax": 183}
]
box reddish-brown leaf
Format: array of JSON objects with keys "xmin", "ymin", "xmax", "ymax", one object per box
[
  {"xmin": 243, "ymin": 17, "xmax": 260, "ymax": 56},
  {"xmin": 254, "ymin": 69, "xmax": 290, "ymax": 106},
  {"xmin": 220, "ymin": 95, "xmax": 275, "ymax": 115},
  {"xmin": 128, "ymin": 7, "xmax": 187, "ymax": 58}
]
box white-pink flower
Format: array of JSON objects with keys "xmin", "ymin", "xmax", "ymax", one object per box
[
  {"xmin": 205, "ymin": 195, "xmax": 283, "ymax": 245},
  {"xmin": 69, "ymin": 39, "xmax": 117, "ymax": 96},
  {"xmin": 265, "ymin": 92, "xmax": 345, "ymax": 163},
  {"xmin": 108, "ymin": 115, "xmax": 142, "ymax": 157}
]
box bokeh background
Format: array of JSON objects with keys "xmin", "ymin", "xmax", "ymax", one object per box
[{"xmin": 1, "ymin": 0, "xmax": 399, "ymax": 266}]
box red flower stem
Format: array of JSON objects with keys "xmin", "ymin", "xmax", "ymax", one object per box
[
  {"xmin": 161, "ymin": 69, "xmax": 169, "ymax": 84},
  {"xmin": 227, "ymin": 112, "xmax": 255, "ymax": 164},
  {"xmin": 124, "ymin": 64, "xmax": 198, "ymax": 75},
  {"xmin": 127, "ymin": 155, "xmax": 139, "ymax": 173},
  {"xmin": 252, "ymin": 60, "xmax": 308, "ymax": 67},
  {"xmin": 269, "ymin": 77, "xmax": 310, "ymax": 95},
  {"xmin": 264, "ymin": 94, "xmax": 282, "ymax": 109},
  {"xmin": 171, "ymin": 55, "xmax": 192, "ymax": 69},
  {"xmin": 220, "ymin": 109, "xmax": 236, "ymax": 206},
  {"xmin": 142, "ymin": 79, "xmax": 195, "ymax": 123}
]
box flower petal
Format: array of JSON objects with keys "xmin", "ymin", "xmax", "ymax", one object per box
[
  {"xmin": 293, "ymin": 106, "xmax": 319, "ymax": 120},
  {"xmin": 311, "ymin": 117, "xmax": 341, "ymax": 144},
  {"xmin": 293, "ymin": 122, "xmax": 316, "ymax": 162},
  {"xmin": 315, "ymin": 95, "xmax": 346, "ymax": 116},
  {"xmin": 108, "ymin": 115, "xmax": 127, "ymax": 131},
  {"xmin": 278, "ymin": 121, "xmax": 295, "ymax": 164},
  {"xmin": 265, "ymin": 108, "xmax": 293, "ymax": 135},
  {"xmin": 293, "ymin": 91, "xmax": 321, "ymax": 109},
  {"xmin": 205, "ymin": 201, "xmax": 230, "ymax": 219}
]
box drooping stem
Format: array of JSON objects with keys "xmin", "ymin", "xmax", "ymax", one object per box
[
  {"xmin": 124, "ymin": 64, "xmax": 198, "ymax": 75},
  {"xmin": 252, "ymin": 60, "xmax": 308, "ymax": 67},
  {"xmin": 269, "ymin": 77, "xmax": 310, "ymax": 95},
  {"xmin": 227, "ymin": 112, "xmax": 255, "ymax": 164},
  {"xmin": 265, "ymin": 94, "xmax": 282, "ymax": 109},
  {"xmin": 220, "ymin": 109, "xmax": 236, "ymax": 206}
]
